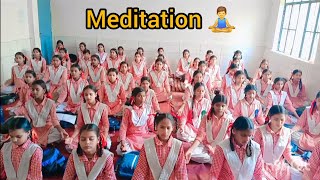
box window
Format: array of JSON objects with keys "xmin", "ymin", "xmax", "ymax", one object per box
[{"xmin": 274, "ymin": 0, "xmax": 320, "ymax": 61}]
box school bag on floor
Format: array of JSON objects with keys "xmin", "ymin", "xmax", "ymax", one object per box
[
  {"xmin": 109, "ymin": 116, "xmax": 121, "ymax": 131},
  {"xmin": 115, "ymin": 151, "xmax": 140, "ymax": 179},
  {"xmin": 42, "ymin": 147, "xmax": 68, "ymax": 177}
]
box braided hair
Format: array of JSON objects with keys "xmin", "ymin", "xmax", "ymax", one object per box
[
  {"xmin": 154, "ymin": 113, "xmax": 177, "ymax": 133},
  {"xmin": 77, "ymin": 124, "xmax": 103, "ymax": 157},
  {"xmin": 230, "ymin": 116, "xmax": 254, "ymax": 157},
  {"xmin": 290, "ymin": 69, "xmax": 303, "ymax": 92},
  {"xmin": 209, "ymin": 91, "xmax": 228, "ymax": 118}
]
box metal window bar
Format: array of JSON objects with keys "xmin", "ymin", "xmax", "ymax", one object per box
[
  {"xmin": 277, "ymin": 0, "xmax": 320, "ymax": 60},
  {"xmin": 308, "ymin": 3, "xmax": 320, "ymax": 60},
  {"xmin": 290, "ymin": 3, "xmax": 302, "ymax": 55},
  {"xmin": 299, "ymin": 2, "xmax": 312, "ymax": 58},
  {"xmin": 282, "ymin": 4, "xmax": 295, "ymax": 53}
]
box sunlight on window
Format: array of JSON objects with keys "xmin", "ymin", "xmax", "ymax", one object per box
[{"xmin": 273, "ymin": 0, "xmax": 320, "ymax": 61}]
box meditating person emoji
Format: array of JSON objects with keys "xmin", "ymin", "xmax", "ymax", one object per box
[{"xmin": 209, "ymin": 6, "xmax": 235, "ymax": 33}]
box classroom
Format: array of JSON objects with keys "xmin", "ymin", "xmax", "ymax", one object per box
[{"xmin": 1, "ymin": 0, "xmax": 320, "ymax": 179}]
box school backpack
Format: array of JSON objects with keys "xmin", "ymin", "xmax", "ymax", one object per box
[
  {"xmin": 42, "ymin": 147, "xmax": 68, "ymax": 177},
  {"xmin": 109, "ymin": 116, "xmax": 121, "ymax": 131},
  {"xmin": 115, "ymin": 151, "xmax": 140, "ymax": 179}
]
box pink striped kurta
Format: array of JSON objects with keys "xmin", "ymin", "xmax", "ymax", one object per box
[
  {"xmin": 254, "ymin": 125, "xmax": 295, "ymax": 180},
  {"xmin": 119, "ymin": 105, "xmax": 155, "ymax": 151},
  {"xmin": 283, "ymin": 81, "xmax": 308, "ymax": 108},
  {"xmin": 98, "ymin": 80, "xmax": 126, "ymax": 115},
  {"xmin": 27, "ymin": 58, "xmax": 47, "ymax": 79},
  {"xmin": 149, "ymin": 70, "xmax": 170, "ymax": 102},
  {"xmin": 103, "ymin": 57, "xmax": 122, "ymax": 70},
  {"xmin": 294, "ymin": 108, "xmax": 320, "ymax": 151},
  {"xmin": 15, "ymin": 97, "xmax": 61, "ymax": 146},
  {"xmin": 44, "ymin": 65, "xmax": 68, "ymax": 103},
  {"xmin": 175, "ymin": 57, "xmax": 192, "ymax": 76},
  {"xmin": 132, "ymin": 136, "xmax": 188, "ymax": 180},
  {"xmin": 84, "ymin": 65, "xmax": 106, "ymax": 90},
  {"xmin": 233, "ymin": 99, "xmax": 265, "ymax": 127},
  {"xmin": 118, "ymin": 72, "xmax": 134, "ymax": 98},
  {"xmin": 11, "ymin": 64, "xmax": 30, "ymax": 92},
  {"xmin": 226, "ymin": 84, "xmax": 245, "ymax": 114},
  {"xmin": 303, "ymin": 142, "xmax": 320, "ymax": 180},
  {"xmin": 195, "ymin": 113, "xmax": 232, "ymax": 155},
  {"xmin": 0, "ymin": 139, "xmax": 43, "ymax": 180},
  {"xmin": 60, "ymin": 78, "xmax": 89, "ymax": 113},
  {"xmin": 130, "ymin": 61, "xmax": 147, "ymax": 86}
]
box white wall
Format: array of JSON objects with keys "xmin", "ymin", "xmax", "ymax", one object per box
[
  {"xmin": 264, "ymin": 0, "xmax": 320, "ymax": 99},
  {"xmin": 51, "ymin": 0, "xmax": 271, "ymax": 74},
  {"xmin": 0, "ymin": 0, "xmax": 41, "ymax": 83}
]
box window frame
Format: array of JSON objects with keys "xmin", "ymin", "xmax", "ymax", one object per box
[{"xmin": 276, "ymin": 0, "xmax": 320, "ymax": 61}]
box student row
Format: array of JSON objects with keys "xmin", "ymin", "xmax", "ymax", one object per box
[{"xmin": 2, "ymin": 103, "xmax": 320, "ymax": 180}]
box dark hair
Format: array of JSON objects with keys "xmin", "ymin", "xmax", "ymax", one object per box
[
  {"xmin": 226, "ymin": 63, "xmax": 239, "ymax": 74},
  {"xmin": 110, "ymin": 48, "xmax": 118, "ymax": 55},
  {"xmin": 141, "ymin": 76, "xmax": 151, "ymax": 83},
  {"xmin": 52, "ymin": 54, "xmax": 62, "ymax": 65},
  {"xmin": 206, "ymin": 50, "xmax": 213, "ymax": 55},
  {"xmin": 155, "ymin": 58, "xmax": 163, "ymax": 64},
  {"xmin": 191, "ymin": 70, "xmax": 203, "ymax": 84},
  {"xmin": 97, "ymin": 43, "xmax": 105, "ymax": 52},
  {"xmin": 209, "ymin": 91, "xmax": 228, "ymax": 117},
  {"xmin": 32, "ymin": 80, "xmax": 47, "ymax": 93},
  {"xmin": 273, "ymin": 77, "xmax": 286, "ymax": 90},
  {"xmin": 91, "ymin": 54, "xmax": 100, "ymax": 62},
  {"xmin": 70, "ymin": 63, "xmax": 82, "ymax": 71},
  {"xmin": 230, "ymin": 116, "xmax": 254, "ymax": 156},
  {"xmin": 260, "ymin": 69, "xmax": 272, "ymax": 79},
  {"xmin": 1, "ymin": 116, "xmax": 32, "ymax": 135},
  {"xmin": 59, "ymin": 48, "xmax": 67, "ymax": 53},
  {"xmin": 32, "ymin": 48, "xmax": 42, "ymax": 59},
  {"xmin": 183, "ymin": 49, "xmax": 190, "ymax": 56},
  {"xmin": 15, "ymin": 52, "xmax": 26, "ymax": 64},
  {"xmin": 120, "ymin": 61, "xmax": 129, "ymax": 67},
  {"xmin": 56, "ymin": 40, "xmax": 63, "ymax": 45},
  {"xmin": 244, "ymin": 84, "xmax": 257, "ymax": 94},
  {"xmin": 107, "ymin": 68, "xmax": 118, "ymax": 75},
  {"xmin": 79, "ymin": 42, "xmax": 86, "ymax": 49},
  {"xmin": 198, "ymin": 61, "xmax": 206, "ymax": 67},
  {"xmin": 268, "ymin": 105, "xmax": 287, "ymax": 117},
  {"xmin": 125, "ymin": 87, "xmax": 145, "ymax": 106},
  {"xmin": 193, "ymin": 70, "xmax": 203, "ymax": 78},
  {"xmin": 83, "ymin": 85, "xmax": 99, "ymax": 102},
  {"xmin": 56, "ymin": 40, "xmax": 63, "ymax": 48},
  {"xmin": 190, "ymin": 82, "xmax": 206, "ymax": 119},
  {"xmin": 118, "ymin": 46, "xmax": 124, "ymax": 50},
  {"xmin": 137, "ymin": 47, "xmax": 144, "ymax": 52},
  {"xmin": 25, "ymin": 70, "xmax": 36, "ymax": 78},
  {"xmin": 154, "ymin": 113, "xmax": 177, "ymax": 133},
  {"xmin": 311, "ymin": 91, "xmax": 320, "ymax": 115},
  {"xmin": 217, "ymin": 6, "xmax": 227, "ymax": 14},
  {"xmin": 76, "ymin": 124, "xmax": 103, "ymax": 157},
  {"xmin": 234, "ymin": 70, "xmax": 245, "ymax": 78},
  {"xmin": 134, "ymin": 52, "xmax": 140, "ymax": 56},
  {"xmin": 158, "ymin": 47, "xmax": 164, "ymax": 52},
  {"xmin": 157, "ymin": 54, "xmax": 165, "ymax": 59},
  {"xmin": 290, "ymin": 69, "xmax": 303, "ymax": 91},
  {"xmin": 209, "ymin": 55, "xmax": 217, "ymax": 61},
  {"xmin": 69, "ymin": 54, "xmax": 78, "ymax": 63},
  {"xmin": 83, "ymin": 49, "xmax": 91, "ymax": 54},
  {"xmin": 259, "ymin": 59, "xmax": 269, "ymax": 69},
  {"xmin": 233, "ymin": 50, "xmax": 242, "ymax": 59}
]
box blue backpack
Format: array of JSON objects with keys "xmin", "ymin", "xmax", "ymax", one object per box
[
  {"xmin": 109, "ymin": 117, "xmax": 121, "ymax": 131},
  {"xmin": 116, "ymin": 151, "xmax": 140, "ymax": 179},
  {"xmin": 42, "ymin": 148, "xmax": 67, "ymax": 177}
]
